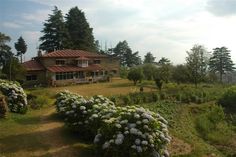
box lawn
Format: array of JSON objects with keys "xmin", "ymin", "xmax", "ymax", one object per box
[{"xmin": 0, "ymin": 78, "xmax": 235, "ymax": 157}]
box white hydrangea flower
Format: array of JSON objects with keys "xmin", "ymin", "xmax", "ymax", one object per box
[{"xmin": 102, "ymin": 141, "xmax": 110, "ymax": 149}]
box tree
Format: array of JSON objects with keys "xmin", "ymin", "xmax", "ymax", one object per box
[
  {"xmin": 2, "ymin": 56, "xmax": 26, "ymax": 81},
  {"xmin": 113, "ymin": 40, "xmax": 141, "ymax": 67},
  {"xmin": 186, "ymin": 45, "xmax": 209, "ymax": 87},
  {"xmin": 158, "ymin": 57, "xmax": 170, "ymax": 65},
  {"xmin": 66, "ymin": 6, "xmax": 96, "ymax": 51},
  {"xmin": 172, "ymin": 64, "xmax": 189, "ymax": 84},
  {"xmin": 0, "ymin": 32, "xmax": 13, "ymax": 67},
  {"xmin": 142, "ymin": 64, "xmax": 157, "ymax": 80},
  {"xmin": 15, "ymin": 36, "xmax": 27, "ymax": 63},
  {"xmin": 39, "ymin": 6, "xmax": 69, "ymax": 52},
  {"xmin": 209, "ymin": 47, "xmax": 235, "ymax": 83},
  {"xmin": 144, "ymin": 52, "xmax": 155, "ymax": 63},
  {"xmin": 153, "ymin": 69, "xmax": 163, "ymax": 91},
  {"xmin": 127, "ymin": 67, "xmax": 144, "ymax": 85}
]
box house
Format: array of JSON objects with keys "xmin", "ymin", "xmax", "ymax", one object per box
[{"xmin": 22, "ymin": 49, "xmax": 120, "ymax": 86}]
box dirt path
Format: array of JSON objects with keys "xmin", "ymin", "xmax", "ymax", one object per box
[{"xmin": 33, "ymin": 106, "xmax": 93, "ymax": 157}]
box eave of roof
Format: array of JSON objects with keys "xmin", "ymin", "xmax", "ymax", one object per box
[
  {"xmin": 47, "ymin": 64, "xmax": 103, "ymax": 73},
  {"xmin": 41, "ymin": 49, "xmax": 108, "ymax": 58},
  {"xmin": 22, "ymin": 60, "xmax": 45, "ymax": 71}
]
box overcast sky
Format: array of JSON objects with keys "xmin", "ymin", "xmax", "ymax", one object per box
[{"xmin": 1, "ymin": 0, "xmax": 236, "ymax": 64}]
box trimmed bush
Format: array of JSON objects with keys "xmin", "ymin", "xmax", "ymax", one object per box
[{"xmin": 0, "ymin": 79, "xmax": 27, "ymax": 114}]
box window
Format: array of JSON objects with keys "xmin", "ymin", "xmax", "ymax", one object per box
[
  {"xmin": 56, "ymin": 72, "xmax": 73, "ymax": 80},
  {"xmin": 56, "ymin": 60, "xmax": 65, "ymax": 65},
  {"xmin": 78, "ymin": 60, "xmax": 88, "ymax": 67},
  {"xmin": 26, "ymin": 75, "xmax": 37, "ymax": 81},
  {"xmin": 94, "ymin": 60, "xmax": 101, "ymax": 64}
]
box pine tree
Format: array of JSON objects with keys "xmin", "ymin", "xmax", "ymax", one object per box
[
  {"xmin": 39, "ymin": 6, "xmax": 69, "ymax": 53},
  {"xmin": 113, "ymin": 40, "xmax": 141, "ymax": 67},
  {"xmin": 209, "ymin": 47, "xmax": 235, "ymax": 83},
  {"xmin": 15, "ymin": 36, "xmax": 27, "ymax": 63},
  {"xmin": 65, "ymin": 7, "xmax": 96, "ymax": 51},
  {"xmin": 144, "ymin": 52, "xmax": 155, "ymax": 63}
]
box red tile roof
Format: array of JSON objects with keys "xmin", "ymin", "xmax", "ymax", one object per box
[
  {"xmin": 47, "ymin": 64, "xmax": 103, "ymax": 73},
  {"xmin": 22, "ymin": 60, "xmax": 45, "ymax": 71},
  {"xmin": 41, "ymin": 49, "xmax": 107, "ymax": 58}
]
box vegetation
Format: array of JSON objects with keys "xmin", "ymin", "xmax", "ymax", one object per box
[
  {"xmin": 143, "ymin": 52, "xmax": 156, "ymax": 64},
  {"xmin": 209, "ymin": 47, "xmax": 235, "ymax": 83},
  {"xmin": 127, "ymin": 67, "xmax": 144, "ymax": 85},
  {"xmin": 218, "ymin": 86, "xmax": 236, "ymax": 112},
  {"xmin": 0, "ymin": 93, "xmax": 7, "ymax": 118},
  {"xmin": 0, "ymin": 32, "xmax": 12, "ymax": 68},
  {"xmin": 14, "ymin": 36, "xmax": 27, "ymax": 63}
]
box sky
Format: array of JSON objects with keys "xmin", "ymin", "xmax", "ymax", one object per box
[{"xmin": 1, "ymin": 0, "xmax": 236, "ymax": 64}]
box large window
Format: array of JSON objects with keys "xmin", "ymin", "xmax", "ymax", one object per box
[
  {"xmin": 26, "ymin": 75, "xmax": 37, "ymax": 81},
  {"xmin": 56, "ymin": 72, "xmax": 73, "ymax": 80},
  {"xmin": 56, "ymin": 60, "xmax": 65, "ymax": 65}
]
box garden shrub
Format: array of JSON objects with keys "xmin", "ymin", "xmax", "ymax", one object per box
[
  {"xmin": 94, "ymin": 106, "xmax": 171, "ymax": 157},
  {"xmin": 55, "ymin": 91, "xmax": 171, "ymax": 157},
  {"xmin": 0, "ymin": 79, "xmax": 27, "ymax": 114},
  {"xmin": 218, "ymin": 86, "xmax": 236, "ymax": 111},
  {"xmin": 0, "ymin": 94, "xmax": 7, "ymax": 118}
]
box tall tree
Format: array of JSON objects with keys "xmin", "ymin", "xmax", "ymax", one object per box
[
  {"xmin": 113, "ymin": 40, "xmax": 141, "ymax": 67},
  {"xmin": 0, "ymin": 32, "xmax": 13, "ymax": 67},
  {"xmin": 66, "ymin": 6, "xmax": 96, "ymax": 51},
  {"xmin": 172, "ymin": 64, "xmax": 189, "ymax": 84},
  {"xmin": 186, "ymin": 45, "xmax": 209, "ymax": 87},
  {"xmin": 15, "ymin": 36, "xmax": 27, "ymax": 63},
  {"xmin": 209, "ymin": 47, "xmax": 235, "ymax": 83},
  {"xmin": 144, "ymin": 52, "xmax": 155, "ymax": 63},
  {"xmin": 158, "ymin": 57, "xmax": 170, "ymax": 65},
  {"xmin": 39, "ymin": 6, "xmax": 69, "ymax": 53}
]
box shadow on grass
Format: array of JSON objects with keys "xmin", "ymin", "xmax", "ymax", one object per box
[{"xmin": 0, "ymin": 126, "xmax": 94, "ymax": 156}]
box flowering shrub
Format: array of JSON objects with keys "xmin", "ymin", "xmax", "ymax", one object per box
[
  {"xmin": 94, "ymin": 106, "xmax": 171, "ymax": 157},
  {"xmin": 0, "ymin": 79, "xmax": 27, "ymax": 114},
  {"xmin": 55, "ymin": 91, "xmax": 171, "ymax": 157}
]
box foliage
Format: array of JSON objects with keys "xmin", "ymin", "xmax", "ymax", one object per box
[
  {"xmin": 143, "ymin": 52, "xmax": 155, "ymax": 64},
  {"xmin": 113, "ymin": 40, "xmax": 142, "ymax": 67},
  {"xmin": 171, "ymin": 64, "xmax": 189, "ymax": 84},
  {"xmin": 158, "ymin": 57, "xmax": 170, "ymax": 65},
  {"xmin": 14, "ymin": 36, "xmax": 27, "ymax": 63},
  {"xmin": 142, "ymin": 64, "xmax": 157, "ymax": 80},
  {"xmin": 66, "ymin": 6, "xmax": 96, "ymax": 51},
  {"xmin": 186, "ymin": 45, "xmax": 209, "ymax": 87},
  {"xmin": 2, "ymin": 56, "xmax": 26, "ymax": 82},
  {"xmin": 0, "ymin": 94, "xmax": 7, "ymax": 118},
  {"xmin": 55, "ymin": 91, "xmax": 170, "ymax": 157},
  {"xmin": 95, "ymin": 106, "xmax": 171, "ymax": 157},
  {"xmin": 39, "ymin": 6, "xmax": 70, "ymax": 52},
  {"xmin": 0, "ymin": 79, "xmax": 27, "ymax": 114},
  {"xmin": 0, "ymin": 32, "xmax": 13, "ymax": 67},
  {"xmin": 209, "ymin": 47, "xmax": 235, "ymax": 83},
  {"xmin": 127, "ymin": 67, "xmax": 144, "ymax": 85},
  {"xmin": 119, "ymin": 66, "xmax": 129, "ymax": 78},
  {"xmin": 218, "ymin": 86, "xmax": 236, "ymax": 111}
]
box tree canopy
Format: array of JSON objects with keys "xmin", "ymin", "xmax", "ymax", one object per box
[
  {"xmin": 65, "ymin": 7, "xmax": 96, "ymax": 51},
  {"xmin": 144, "ymin": 52, "xmax": 155, "ymax": 63},
  {"xmin": 186, "ymin": 45, "xmax": 209, "ymax": 87},
  {"xmin": 39, "ymin": 6, "xmax": 70, "ymax": 52},
  {"xmin": 0, "ymin": 32, "xmax": 13, "ymax": 67},
  {"xmin": 15, "ymin": 36, "xmax": 27, "ymax": 63},
  {"xmin": 113, "ymin": 40, "xmax": 141, "ymax": 67},
  {"xmin": 209, "ymin": 47, "xmax": 235, "ymax": 83}
]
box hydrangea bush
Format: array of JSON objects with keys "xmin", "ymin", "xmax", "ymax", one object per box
[
  {"xmin": 0, "ymin": 79, "xmax": 27, "ymax": 114},
  {"xmin": 55, "ymin": 91, "xmax": 171, "ymax": 157},
  {"xmin": 94, "ymin": 106, "xmax": 171, "ymax": 157}
]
